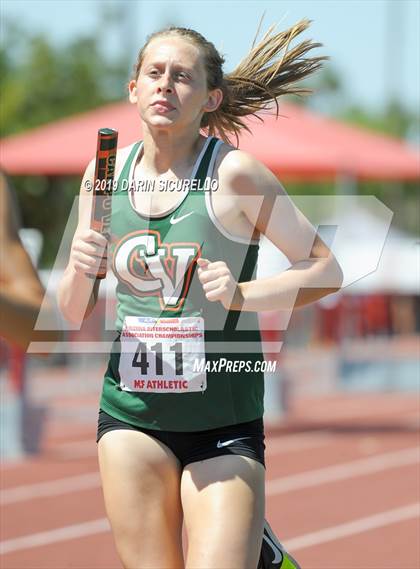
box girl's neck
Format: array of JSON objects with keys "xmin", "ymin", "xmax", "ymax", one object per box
[{"xmin": 140, "ymin": 126, "xmax": 204, "ymax": 176}]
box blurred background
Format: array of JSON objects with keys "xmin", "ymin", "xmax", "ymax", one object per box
[{"xmin": 0, "ymin": 1, "xmax": 419, "ymax": 568}]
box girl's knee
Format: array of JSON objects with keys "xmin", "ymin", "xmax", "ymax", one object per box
[{"xmin": 113, "ymin": 525, "xmax": 184, "ymax": 569}]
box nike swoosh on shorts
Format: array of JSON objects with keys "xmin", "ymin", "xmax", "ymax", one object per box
[{"xmin": 216, "ymin": 437, "xmax": 252, "ymax": 448}]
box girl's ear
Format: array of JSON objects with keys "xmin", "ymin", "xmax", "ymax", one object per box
[
  {"xmin": 203, "ymin": 88, "xmax": 223, "ymax": 113},
  {"xmin": 128, "ymin": 80, "xmax": 138, "ymax": 104}
]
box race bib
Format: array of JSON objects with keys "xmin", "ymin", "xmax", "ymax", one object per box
[{"xmin": 118, "ymin": 316, "xmax": 207, "ymax": 393}]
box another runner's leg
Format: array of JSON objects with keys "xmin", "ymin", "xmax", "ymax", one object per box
[{"xmin": 258, "ymin": 519, "xmax": 302, "ymax": 569}]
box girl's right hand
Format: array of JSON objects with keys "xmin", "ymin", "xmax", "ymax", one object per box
[{"xmin": 70, "ymin": 228, "xmax": 108, "ymax": 276}]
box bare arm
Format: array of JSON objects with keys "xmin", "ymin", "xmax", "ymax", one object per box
[
  {"xmin": 57, "ymin": 160, "xmax": 107, "ymax": 325},
  {"xmin": 0, "ymin": 174, "xmax": 61, "ymax": 350},
  {"xmin": 218, "ymin": 151, "xmax": 343, "ymax": 312}
]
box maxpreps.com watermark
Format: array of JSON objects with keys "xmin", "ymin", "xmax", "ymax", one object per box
[{"xmin": 193, "ymin": 358, "xmax": 277, "ymax": 373}]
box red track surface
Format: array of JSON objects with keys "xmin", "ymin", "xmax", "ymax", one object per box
[{"xmin": 1, "ymin": 393, "xmax": 419, "ymax": 569}]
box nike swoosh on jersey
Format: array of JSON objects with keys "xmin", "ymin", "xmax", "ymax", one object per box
[
  {"xmin": 216, "ymin": 437, "xmax": 252, "ymax": 448},
  {"xmin": 170, "ymin": 211, "xmax": 194, "ymax": 225}
]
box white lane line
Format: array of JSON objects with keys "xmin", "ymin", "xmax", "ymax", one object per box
[
  {"xmin": 2, "ymin": 446, "xmax": 418, "ymax": 506},
  {"xmin": 1, "ymin": 450, "xmax": 419, "ymax": 555},
  {"xmin": 285, "ymin": 502, "xmax": 420, "ymax": 552},
  {"xmin": 0, "ymin": 518, "xmax": 110, "ymax": 555},
  {"xmin": 0, "ymin": 473, "xmax": 100, "ymax": 505},
  {"xmin": 1, "ymin": 502, "xmax": 418, "ymax": 556},
  {"xmin": 1, "ymin": 432, "xmax": 334, "ymax": 504},
  {"xmin": 266, "ymin": 446, "xmax": 420, "ymax": 495}
]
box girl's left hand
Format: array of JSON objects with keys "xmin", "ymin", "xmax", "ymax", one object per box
[{"xmin": 197, "ymin": 258, "xmax": 243, "ymax": 310}]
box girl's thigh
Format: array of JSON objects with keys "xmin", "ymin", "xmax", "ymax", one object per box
[
  {"xmin": 98, "ymin": 429, "xmax": 184, "ymax": 569},
  {"xmin": 181, "ymin": 454, "xmax": 265, "ymax": 569}
]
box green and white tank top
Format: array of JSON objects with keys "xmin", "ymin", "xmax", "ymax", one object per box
[{"xmin": 100, "ymin": 136, "xmax": 265, "ymax": 431}]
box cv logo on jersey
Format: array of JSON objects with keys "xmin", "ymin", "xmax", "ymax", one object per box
[{"xmin": 113, "ymin": 230, "xmax": 200, "ymax": 311}]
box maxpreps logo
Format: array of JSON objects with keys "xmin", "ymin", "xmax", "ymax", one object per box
[{"xmin": 113, "ymin": 230, "xmax": 200, "ymax": 311}]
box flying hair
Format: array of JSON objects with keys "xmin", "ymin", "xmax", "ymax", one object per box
[{"xmin": 132, "ymin": 19, "xmax": 327, "ymax": 146}]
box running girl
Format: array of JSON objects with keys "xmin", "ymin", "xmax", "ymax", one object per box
[{"xmin": 58, "ymin": 20, "xmax": 342, "ymax": 569}]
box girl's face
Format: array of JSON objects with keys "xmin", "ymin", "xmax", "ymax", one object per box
[{"xmin": 129, "ymin": 36, "xmax": 221, "ymax": 132}]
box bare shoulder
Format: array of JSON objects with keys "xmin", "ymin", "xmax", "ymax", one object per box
[{"xmin": 214, "ymin": 144, "xmax": 286, "ymax": 197}]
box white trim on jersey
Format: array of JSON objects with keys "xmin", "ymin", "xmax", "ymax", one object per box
[
  {"xmin": 126, "ymin": 137, "xmax": 213, "ymax": 219},
  {"xmin": 205, "ymin": 139, "xmax": 260, "ymax": 245}
]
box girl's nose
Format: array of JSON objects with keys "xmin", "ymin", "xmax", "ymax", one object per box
[{"xmin": 157, "ymin": 73, "xmax": 173, "ymax": 94}]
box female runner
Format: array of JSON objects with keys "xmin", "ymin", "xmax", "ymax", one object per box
[{"xmin": 58, "ymin": 21, "xmax": 342, "ymax": 569}]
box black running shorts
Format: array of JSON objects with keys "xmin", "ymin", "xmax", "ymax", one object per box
[{"xmin": 96, "ymin": 409, "xmax": 265, "ymax": 469}]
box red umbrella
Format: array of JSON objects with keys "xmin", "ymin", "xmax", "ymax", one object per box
[{"xmin": 1, "ymin": 100, "xmax": 419, "ymax": 180}]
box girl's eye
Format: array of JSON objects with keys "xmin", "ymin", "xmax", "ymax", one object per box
[{"xmin": 146, "ymin": 69, "xmax": 189, "ymax": 80}]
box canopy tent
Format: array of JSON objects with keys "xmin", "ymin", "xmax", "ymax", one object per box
[
  {"xmin": 323, "ymin": 207, "xmax": 419, "ymax": 294},
  {"xmin": 1, "ymin": 101, "xmax": 419, "ymax": 180},
  {"xmin": 258, "ymin": 201, "xmax": 419, "ymax": 295}
]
